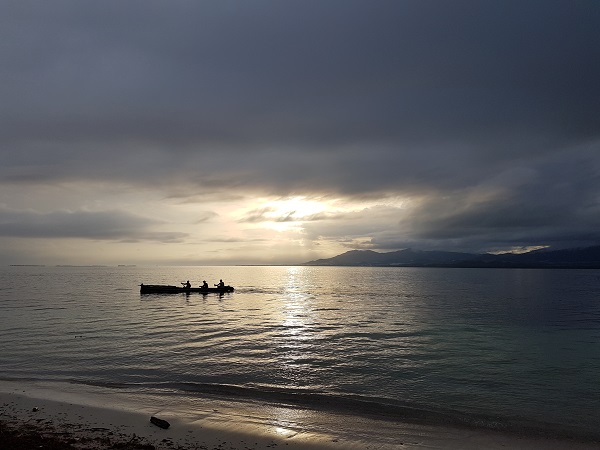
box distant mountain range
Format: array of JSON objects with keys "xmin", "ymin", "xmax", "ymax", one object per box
[{"xmin": 303, "ymin": 246, "xmax": 600, "ymax": 268}]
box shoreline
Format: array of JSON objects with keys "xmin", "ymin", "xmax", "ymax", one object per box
[
  {"xmin": 1, "ymin": 382, "xmax": 336, "ymax": 450},
  {"xmin": 1, "ymin": 380, "xmax": 599, "ymax": 449}
]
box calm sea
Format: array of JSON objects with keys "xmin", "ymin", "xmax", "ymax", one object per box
[{"xmin": 1, "ymin": 265, "xmax": 599, "ymax": 440}]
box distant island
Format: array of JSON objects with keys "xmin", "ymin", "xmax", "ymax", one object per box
[
  {"xmin": 55, "ymin": 265, "xmax": 109, "ymax": 267},
  {"xmin": 9, "ymin": 264, "xmax": 46, "ymax": 267},
  {"xmin": 303, "ymin": 246, "xmax": 600, "ymax": 269}
]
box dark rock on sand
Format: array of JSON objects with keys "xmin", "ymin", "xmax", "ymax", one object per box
[{"xmin": 149, "ymin": 416, "xmax": 170, "ymax": 429}]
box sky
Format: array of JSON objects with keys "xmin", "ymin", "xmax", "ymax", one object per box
[{"xmin": 1, "ymin": 1, "xmax": 599, "ymax": 265}]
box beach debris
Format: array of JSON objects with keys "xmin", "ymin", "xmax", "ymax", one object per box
[
  {"xmin": 150, "ymin": 416, "xmax": 170, "ymax": 429},
  {"xmin": 32, "ymin": 407, "xmax": 39, "ymax": 412}
]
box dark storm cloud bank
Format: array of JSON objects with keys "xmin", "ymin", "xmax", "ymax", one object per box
[
  {"xmin": 0, "ymin": 207, "xmax": 187, "ymax": 243},
  {"xmin": 3, "ymin": 1, "xmax": 599, "ymax": 155},
  {"xmin": 1, "ymin": 1, "xmax": 599, "ymax": 251}
]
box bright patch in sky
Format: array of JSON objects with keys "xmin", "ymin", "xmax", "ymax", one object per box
[
  {"xmin": 261, "ymin": 196, "xmax": 326, "ymax": 231},
  {"xmin": 490, "ymin": 246, "xmax": 549, "ymax": 255},
  {"xmin": 269, "ymin": 197, "xmax": 326, "ymax": 218}
]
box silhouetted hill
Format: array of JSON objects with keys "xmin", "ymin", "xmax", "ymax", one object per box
[{"xmin": 303, "ymin": 246, "xmax": 600, "ymax": 268}]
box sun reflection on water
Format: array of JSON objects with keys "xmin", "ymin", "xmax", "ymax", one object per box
[
  {"xmin": 271, "ymin": 267, "xmax": 324, "ymax": 382},
  {"xmin": 280, "ymin": 267, "xmax": 316, "ymax": 337}
]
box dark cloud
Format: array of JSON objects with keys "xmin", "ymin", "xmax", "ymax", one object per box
[
  {"xmin": 0, "ymin": 207, "xmax": 187, "ymax": 243},
  {"xmin": 1, "ymin": 1, "xmax": 599, "ymax": 254},
  {"xmin": 206, "ymin": 237, "xmax": 269, "ymax": 243},
  {"xmin": 192, "ymin": 212, "xmax": 218, "ymax": 224},
  {"xmin": 4, "ymin": 2, "xmax": 599, "ymax": 141},
  {"xmin": 368, "ymin": 151, "xmax": 600, "ymax": 252}
]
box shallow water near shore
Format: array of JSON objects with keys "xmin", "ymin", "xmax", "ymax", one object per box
[{"xmin": 1, "ymin": 265, "xmax": 600, "ymax": 442}]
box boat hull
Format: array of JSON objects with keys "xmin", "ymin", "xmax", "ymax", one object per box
[{"xmin": 140, "ymin": 284, "xmax": 234, "ymax": 294}]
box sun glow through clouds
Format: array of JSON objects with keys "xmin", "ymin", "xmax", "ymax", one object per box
[
  {"xmin": 255, "ymin": 196, "xmax": 328, "ymax": 232},
  {"xmin": 268, "ymin": 196, "xmax": 326, "ymax": 220}
]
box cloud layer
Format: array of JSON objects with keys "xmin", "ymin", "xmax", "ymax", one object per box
[{"xmin": 1, "ymin": 1, "xmax": 599, "ymax": 263}]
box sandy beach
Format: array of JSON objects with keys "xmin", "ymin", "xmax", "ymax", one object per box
[
  {"xmin": 1, "ymin": 380, "xmax": 598, "ymax": 450},
  {"xmin": 0, "ymin": 382, "xmax": 333, "ymax": 450}
]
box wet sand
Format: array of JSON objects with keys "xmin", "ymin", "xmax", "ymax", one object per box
[{"xmin": 1, "ymin": 380, "xmax": 597, "ymax": 450}]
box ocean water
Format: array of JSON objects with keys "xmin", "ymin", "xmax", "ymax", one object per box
[{"xmin": 1, "ymin": 265, "xmax": 599, "ymax": 440}]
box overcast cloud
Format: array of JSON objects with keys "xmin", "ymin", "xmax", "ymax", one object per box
[{"xmin": 1, "ymin": 1, "xmax": 599, "ymax": 264}]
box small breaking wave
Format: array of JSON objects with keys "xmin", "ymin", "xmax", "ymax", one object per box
[{"xmin": 74, "ymin": 379, "xmax": 600, "ymax": 442}]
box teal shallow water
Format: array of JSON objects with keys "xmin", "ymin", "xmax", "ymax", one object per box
[{"xmin": 1, "ymin": 265, "xmax": 599, "ymax": 439}]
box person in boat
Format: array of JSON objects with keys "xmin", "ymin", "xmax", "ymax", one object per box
[
  {"xmin": 215, "ymin": 279, "xmax": 225, "ymax": 288},
  {"xmin": 201, "ymin": 280, "xmax": 208, "ymax": 289},
  {"xmin": 183, "ymin": 280, "xmax": 191, "ymax": 289}
]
